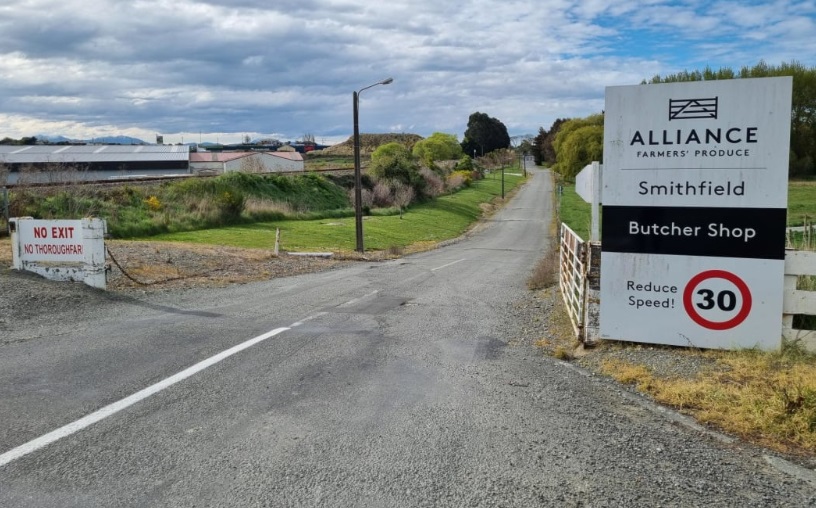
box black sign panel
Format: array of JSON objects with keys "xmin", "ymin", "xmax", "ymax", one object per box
[{"xmin": 602, "ymin": 206, "xmax": 786, "ymax": 260}]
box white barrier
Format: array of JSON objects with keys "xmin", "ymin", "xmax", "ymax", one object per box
[
  {"xmin": 783, "ymin": 250, "xmax": 816, "ymax": 351},
  {"xmin": 559, "ymin": 224, "xmax": 587, "ymax": 340},
  {"xmin": 9, "ymin": 217, "xmax": 107, "ymax": 289},
  {"xmin": 560, "ymin": 231, "xmax": 816, "ymax": 351}
]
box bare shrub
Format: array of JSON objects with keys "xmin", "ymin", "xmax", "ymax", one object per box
[
  {"xmin": 373, "ymin": 182, "xmax": 395, "ymax": 207},
  {"xmin": 347, "ymin": 188, "xmax": 374, "ymax": 210},
  {"xmin": 419, "ymin": 168, "xmax": 444, "ymax": 197},
  {"xmin": 393, "ymin": 183, "xmax": 415, "ymax": 218},
  {"xmin": 446, "ymin": 172, "xmax": 466, "ymax": 191},
  {"xmin": 528, "ymin": 245, "xmax": 559, "ymax": 289}
]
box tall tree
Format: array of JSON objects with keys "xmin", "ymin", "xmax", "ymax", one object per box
[
  {"xmin": 460, "ymin": 112, "xmax": 510, "ymax": 157},
  {"xmin": 533, "ymin": 118, "xmax": 567, "ymax": 166},
  {"xmin": 551, "ymin": 114, "xmax": 604, "ymax": 180},
  {"xmin": 645, "ymin": 61, "xmax": 816, "ymax": 178}
]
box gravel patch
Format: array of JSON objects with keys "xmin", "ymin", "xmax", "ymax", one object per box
[
  {"xmin": 0, "ymin": 239, "xmax": 352, "ymax": 333},
  {"xmin": 507, "ymin": 284, "xmax": 724, "ymax": 381}
]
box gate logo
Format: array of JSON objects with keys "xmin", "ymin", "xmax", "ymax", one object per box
[{"xmin": 669, "ymin": 97, "xmax": 718, "ymax": 120}]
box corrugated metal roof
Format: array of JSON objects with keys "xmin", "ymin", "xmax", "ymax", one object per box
[
  {"xmin": 0, "ymin": 144, "xmax": 190, "ymax": 164},
  {"xmin": 189, "ymin": 151, "xmax": 303, "ymax": 163},
  {"xmin": 271, "ymin": 151, "xmax": 303, "ymax": 161}
]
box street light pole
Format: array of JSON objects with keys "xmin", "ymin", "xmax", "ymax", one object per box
[
  {"xmin": 353, "ymin": 90, "xmax": 363, "ymax": 252},
  {"xmin": 353, "ymin": 77, "xmax": 393, "ymax": 253}
]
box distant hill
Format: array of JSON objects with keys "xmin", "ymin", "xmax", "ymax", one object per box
[
  {"xmin": 317, "ymin": 133, "xmax": 423, "ymax": 156},
  {"xmin": 36, "ymin": 134, "xmax": 74, "ymax": 143},
  {"xmin": 32, "ymin": 134, "xmax": 147, "ymax": 145},
  {"xmin": 88, "ymin": 136, "xmax": 147, "ymax": 145}
]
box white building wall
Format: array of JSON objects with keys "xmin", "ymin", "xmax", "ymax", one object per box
[
  {"xmin": 190, "ymin": 161, "xmax": 225, "ymax": 174},
  {"xmin": 224, "ymin": 153, "xmax": 303, "ymax": 173}
]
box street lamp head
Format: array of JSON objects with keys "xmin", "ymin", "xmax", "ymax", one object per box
[{"xmin": 380, "ymin": 77, "xmax": 394, "ymax": 85}]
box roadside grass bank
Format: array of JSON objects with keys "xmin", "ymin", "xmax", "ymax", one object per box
[
  {"xmin": 7, "ymin": 172, "xmax": 352, "ymax": 238},
  {"xmin": 542, "ymin": 174, "xmax": 816, "ymax": 459},
  {"xmin": 144, "ymin": 173, "xmax": 524, "ymax": 253},
  {"xmin": 556, "ymin": 181, "xmax": 592, "ymax": 241},
  {"xmin": 601, "ymin": 344, "xmax": 816, "ymax": 455}
]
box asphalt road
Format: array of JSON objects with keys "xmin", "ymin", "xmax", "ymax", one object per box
[{"xmin": 1, "ymin": 169, "xmax": 815, "ymax": 506}]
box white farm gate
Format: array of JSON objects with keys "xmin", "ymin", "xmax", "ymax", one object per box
[
  {"xmin": 558, "ymin": 224, "xmax": 600, "ymax": 344},
  {"xmin": 559, "ymin": 226, "xmax": 816, "ymax": 351}
]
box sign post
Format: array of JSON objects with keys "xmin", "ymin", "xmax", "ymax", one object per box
[{"xmin": 600, "ymin": 77, "xmax": 792, "ymax": 350}]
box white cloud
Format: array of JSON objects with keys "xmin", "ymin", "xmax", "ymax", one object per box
[{"xmin": 0, "ymin": 0, "xmax": 813, "ymax": 143}]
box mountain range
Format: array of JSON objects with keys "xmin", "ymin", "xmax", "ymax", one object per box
[{"xmin": 36, "ymin": 134, "xmax": 148, "ymax": 145}]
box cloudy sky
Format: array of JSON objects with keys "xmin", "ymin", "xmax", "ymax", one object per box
[{"xmin": 1, "ymin": 0, "xmax": 814, "ymax": 145}]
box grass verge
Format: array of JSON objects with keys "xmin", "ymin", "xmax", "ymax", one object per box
[
  {"xmin": 144, "ymin": 173, "xmax": 525, "ymax": 252},
  {"xmin": 556, "ymin": 181, "xmax": 592, "ymax": 241},
  {"xmin": 600, "ymin": 343, "xmax": 816, "ymax": 456}
]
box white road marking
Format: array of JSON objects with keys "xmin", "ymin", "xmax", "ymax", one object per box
[
  {"xmin": 431, "ymin": 259, "xmax": 465, "ymax": 272},
  {"xmin": 336, "ymin": 290, "xmax": 379, "ymax": 308},
  {"xmin": 0, "ymin": 327, "xmax": 290, "ymax": 468},
  {"xmin": 291, "ymin": 312, "xmax": 327, "ymax": 327}
]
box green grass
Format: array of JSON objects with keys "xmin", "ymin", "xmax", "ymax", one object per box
[
  {"xmin": 305, "ymin": 154, "xmax": 355, "ymax": 170},
  {"xmin": 146, "ymin": 173, "xmax": 524, "ymax": 251},
  {"xmin": 557, "ymin": 182, "xmax": 592, "ymax": 241},
  {"xmin": 788, "ymin": 181, "xmax": 816, "ymax": 226}
]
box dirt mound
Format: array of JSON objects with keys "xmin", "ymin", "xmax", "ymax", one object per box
[{"xmin": 318, "ymin": 133, "xmax": 423, "ymax": 156}]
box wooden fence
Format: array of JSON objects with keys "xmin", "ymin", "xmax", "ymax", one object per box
[{"xmin": 559, "ymin": 227, "xmax": 816, "ymax": 351}]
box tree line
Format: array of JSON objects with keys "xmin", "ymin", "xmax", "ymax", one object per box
[{"xmin": 533, "ymin": 61, "xmax": 816, "ymax": 180}]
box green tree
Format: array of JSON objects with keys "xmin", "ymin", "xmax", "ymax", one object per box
[
  {"xmin": 412, "ymin": 132, "xmax": 464, "ymax": 167},
  {"xmin": 551, "ymin": 114, "xmax": 604, "ymax": 180},
  {"xmin": 368, "ymin": 142, "xmax": 421, "ymax": 187},
  {"xmin": 645, "ymin": 61, "xmax": 816, "ymax": 178},
  {"xmin": 517, "ymin": 137, "xmax": 534, "ymax": 157},
  {"xmin": 533, "ymin": 118, "xmax": 567, "ymax": 166},
  {"xmin": 461, "ymin": 112, "xmax": 510, "ymax": 157}
]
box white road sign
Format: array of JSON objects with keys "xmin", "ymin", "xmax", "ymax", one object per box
[{"xmin": 600, "ymin": 77, "xmax": 792, "ymax": 350}]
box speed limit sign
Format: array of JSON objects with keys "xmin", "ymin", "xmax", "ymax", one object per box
[
  {"xmin": 600, "ymin": 77, "xmax": 791, "ymax": 350},
  {"xmin": 683, "ymin": 270, "xmax": 752, "ymax": 331}
]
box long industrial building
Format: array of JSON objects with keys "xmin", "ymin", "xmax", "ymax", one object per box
[
  {"xmin": 0, "ymin": 144, "xmax": 191, "ymax": 184},
  {"xmin": 0, "ymin": 144, "xmax": 306, "ymax": 185}
]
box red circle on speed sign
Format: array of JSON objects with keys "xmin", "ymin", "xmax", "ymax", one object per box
[{"xmin": 683, "ymin": 270, "xmax": 752, "ymax": 330}]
